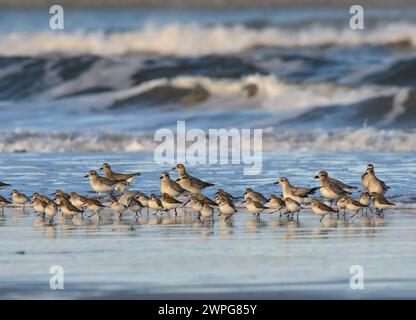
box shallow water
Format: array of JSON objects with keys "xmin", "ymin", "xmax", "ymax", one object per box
[{"xmin": 0, "ymin": 151, "xmax": 415, "ymax": 299}]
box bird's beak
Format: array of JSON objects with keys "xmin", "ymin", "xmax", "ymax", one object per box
[
  {"xmin": 314, "ymin": 175, "xmax": 319, "ymax": 179},
  {"xmin": 242, "ymin": 200, "xmax": 246, "ymax": 203},
  {"xmin": 171, "ymin": 167, "xmax": 176, "ymax": 171},
  {"xmin": 99, "ymin": 167, "xmax": 103, "ymax": 170},
  {"xmin": 160, "ymin": 176, "xmax": 163, "ymax": 180},
  {"xmin": 273, "ymin": 181, "xmax": 279, "ymax": 185},
  {"xmin": 84, "ymin": 174, "xmax": 89, "ymax": 178}
]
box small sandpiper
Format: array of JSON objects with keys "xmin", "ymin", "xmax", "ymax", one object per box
[
  {"xmin": 244, "ymin": 188, "xmax": 268, "ymax": 205},
  {"xmin": 0, "ymin": 181, "xmax": 11, "ymax": 190},
  {"xmin": 32, "ymin": 194, "xmax": 46, "ymax": 217},
  {"xmin": 119, "ymin": 191, "xmax": 141, "ymax": 208},
  {"xmin": 172, "ymin": 164, "xmax": 214, "ymax": 189},
  {"xmin": 69, "ymin": 192, "xmax": 89, "ymax": 210},
  {"xmin": 316, "ymin": 170, "xmax": 356, "ymax": 192},
  {"xmin": 311, "ymin": 198, "xmax": 338, "ymax": 222},
  {"xmin": 276, "ymin": 177, "xmax": 319, "ymax": 204},
  {"xmin": 44, "ymin": 201, "xmax": 58, "ymax": 223},
  {"xmin": 60, "ymin": 198, "xmax": 82, "ymax": 221},
  {"xmin": 128, "ymin": 197, "xmax": 144, "ymax": 217},
  {"xmin": 267, "ymin": 194, "xmax": 286, "ymax": 215},
  {"xmin": 371, "ymin": 192, "xmax": 395, "ymax": 216},
  {"xmin": 138, "ymin": 194, "xmax": 150, "ymax": 214},
  {"xmin": 0, "ymin": 195, "xmax": 11, "ymax": 214},
  {"xmin": 215, "ymin": 189, "xmax": 238, "ymax": 201},
  {"xmin": 148, "ymin": 194, "xmax": 166, "ymax": 215},
  {"xmin": 189, "ymin": 197, "xmax": 203, "ymax": 213},
  {"xmin": 283, "ymin": 197, "xmax": 302, "ymax": 220},
  {"xmin": 341, "ymin": 196, "xmax": 365, "ymax": 217},
  {"xmin": 314, "ymin": 171, "xmax": 349, "ymax": 204},
  {"xmin": 53, "ymin": 189, "xmax": 70, "ymax": 200},
  {"xmin": 358, "ymin": 192, "xmax": 372, "ymax": 214},
  {"xmin": 161, "ymin": 193, "xmax": 183, "ymax": 217},
  {"xmin": 160, "ymin": 172, "xmax": 186, "ymax": 197},
  {"xmin": 200, "ymin": 203, "xmax": 214, "ymax": 222},
  {"xmin": 244, "ymin": 197, "xmax": 268, "ymax": 219},
  {"xmin": 109, "ymin": 195, "xmax": 127, "ymax": 218},
  {"xmin": 100, "ymin": 163, "xmax": 141, "ymax": 183},
  {"xmin": 11, "ymin": 189, "xmax": 29, "ymax": 211},
  {"xmin": 216, "ymin": 195, "xmax": 237, "ymax": 221},
  {"xmin": 82, "ymin": 198, "xmax": 105, "ymax": 218}
]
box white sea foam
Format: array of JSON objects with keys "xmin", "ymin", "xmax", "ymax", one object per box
[
  {"xmin": 51, "ymin": 74, "xmax": 394, "ymax": 113},
  {"xmin": 1, "ymin": 128, "xmax": 415, "ymax": 153},
  {"xmin": 1, "ymin": 22, "xmax": 416, "ymax": 56}
]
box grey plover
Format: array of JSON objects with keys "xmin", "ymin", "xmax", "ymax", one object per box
[
  {"xmin": 172, "ymin": 164, "xmax": 214, "ymax": 189},
  {"xmin": 100, "ymin": 163, "xmax": 141, "ymax": 182},
  {"xmin": 315, "ymin": 171, "xmax": 349, "ymax": 203},
  {"xmin": 276, "ymin": 177, "xmax": 319, "ymax": 204}
]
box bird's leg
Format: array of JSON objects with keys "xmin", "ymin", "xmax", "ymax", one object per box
[{"xmin": 174, "ymin": 208, "xmax": 178, "ymax": 217}]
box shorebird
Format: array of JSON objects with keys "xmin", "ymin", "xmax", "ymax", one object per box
[
  {"xmin": 60, "ymin": 199, "xmax": 82, "ymax": 220},
  {"xmin": 365, "ymin": 167, "xmax": 389, "ymax": 195},
  {"xmin": 340, "ymin": 197, "xmax": 365, "ymax": 217},
  {"xmin": 128, "ymin": 197, "xmax": 144, "ymax": 217},
  {"xmin": 200, "ymin": 203, "xmax": 214, "ymax": 222},
  {"xmin": 191, "ymin": 193, "xmax": 217, "ymax": 206},
  {"xmin": 267, "ymin": 194, "xmax": 286, "ymax": 215},
  {"xmin": 276, "ymin": 177, "xmax": 319, "ymax": 204},
  {"xmin": 44, "ymin": 201, "xmax": 58, "ymax": 223},
  {"xmin": 361, "ymin": 164, "xmax": 374, "ymax": 190},
  {"xmin": 244, "ymin": 188, "xmax": 268, "ymax": 205},
  {"xmin": 0, "ymin": 182, "xmax": 11, "ymax": 190},
  {"xmin": 316, "ymin": 170, "xmax": 356, "ymax": 192},
  {"xmin": 314, "ymin": 171, "xmax": 349, "ymax": 203},
  {"xmin": 118, "ymin": 191, "xmax": 141, "ymax": 208},
  {"xmin": 0, "ymin": 195, "xmax": 11, "ymax": 215},
  {"xmin": 215, "ymin": 189, "xmax": 238, "ymax": 201},
  {"xmin": 11, "ymin": 189, "xmax": 29, "ymax": 211},
  {"xmin": 358, "ymin": 192, "xmax": 373, "ymax": 213},
  {"xmin": 82, "ymin": 198, "xmax": 105, "ymax": 218},
  {"xmin": 100, "ymin": 163, "xmax": 141, "ymax": 183},
  {"xmin": 176, "ymin": 175, "xmax": 209, "ymax": 194},
  {"xmin": 84, "ymin": 170, "xmax": 118, "ymax": 196},
  {"xmin": 311, "ymin": 198, "xmax": 338, "ymax": 222},
  {"xmin": 32, "ymin": 194, "xmax": 46, "ymax": 217},
  {"xmin": 52, "ymin": 189, "xmax": 70, "ymax": 200},
  {"xmin": 189, "ymin": 197, "xmax": 203, "ymax": 213},
  {"xmin": 160, "ymin": 172, "xmax": 186, "ymax": 197},
  {"xmin": 244, "ymin": 197, "xmax": 267, "ymax": 219},
  {"xmin": 69, "ymin": 192, "xmax": 89, "ymax": 210},
  {"xmin": 148, "ymin": 194, "xmax": 166, "ymax": 215},
  {"xmin": 172, "ymin": 164, "xmax": 214, "ymax": 189},
  {"xmin": 109, "ymin": 195, "xmax": 127, "ymax": 218},
  {"xmin": 161, "ymin": 193, "xmax": 182, "ymax": 217},
  {"xmin": 283, "ymin": 197, "xmax": 302, "ymax": 220},
  {"xmin": 216, "ymin": 195, "xmax": 237, "ymax": 221},
  {"xmin": 371, "ymin": 192, "xmax": 395, "ymax": 216},
  {"xmin": 336, "ymin": 195, "xmax": 348, "ymax": 217},
  {"xmin": 138, "ymin": 194, "xmax": 149, "ymax": 214}
]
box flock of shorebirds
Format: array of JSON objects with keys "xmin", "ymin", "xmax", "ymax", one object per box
[{"xmin": 0, "ymin": 163, "xmax": 395, "ymax": 225}]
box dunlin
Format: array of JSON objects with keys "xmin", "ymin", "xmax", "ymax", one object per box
[
  {"xmin": 244, "ymin": 197, "xmax": 267, "ymax": 219},
  {"xmin": 311, "ymin": 198, "xmax": 338, "ymax": 222},
  {"xmin": 11, "ymin": 189, "xmax": 29, "ymax": 211},
  {"xmin": 161, "ymin": 193, "xmax": 182, "ymax": 217},
  {"xmin": 283, "ymin": 197, "xmax": 302, "ymax": 220},
  {"xmin": 148, "ymin": 194, "xmax": 166, "ymax": 215},
  {"xmin": 267, "ymin": 194, "xmax": 286, "ymax": 215},
  {"xmin": 371, "ymin": 192, "xmax": 395, "ymax": 216},
  {"xmin": 82, "ymin": 198, "xmax": 105, "ymax": 218},
  {"xmin": 60, "ymin": 199, "xmax": 82, "ymax": 220}
]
